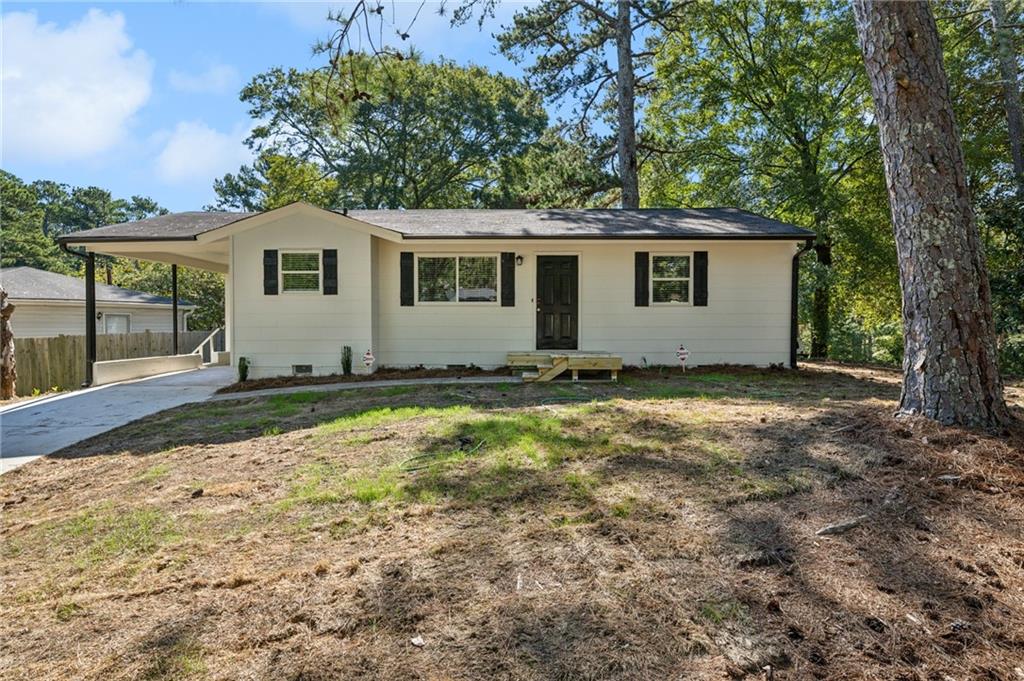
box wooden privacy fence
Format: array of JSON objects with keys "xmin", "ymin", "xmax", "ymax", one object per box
[{"xmin": 13, "ymin": 330, "xmax": 209, "ymax": 396}]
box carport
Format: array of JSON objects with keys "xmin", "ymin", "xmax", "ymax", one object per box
[{"xmin": 57, "ymin": 211, "xmax": 251, "ymax": 386}]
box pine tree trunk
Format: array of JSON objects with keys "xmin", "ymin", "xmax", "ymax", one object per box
[
  {"xmin": 989, "ymin": 0, "xmax": 1024, "ymax": 194},
  {"xmin": 615, "ymin": 0, "xmax": 640, "ymax": 209},
  {"xmin": 810, "ymin": 243, "xmax": 832, "ymax": 359},
  {"xmin": 853, "ymin": 0, "xmax": 1010, "ymax": 428},
  {"xmin": 1, "ymin": 287, "xmax": 16, "ymax": 400}
]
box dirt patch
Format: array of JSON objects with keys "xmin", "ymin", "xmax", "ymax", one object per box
[
  {"xmin": 2, "ymin": 364, "xmax": 1023, "ymax": 680},
  {"xmin": 217, "ymin": 365, "xmax": 516, "ymax": 394}
]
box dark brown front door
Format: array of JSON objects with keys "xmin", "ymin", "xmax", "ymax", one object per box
[{"xmin": 536, "ymin": 255, "xmax": 578, "ymax": 350}]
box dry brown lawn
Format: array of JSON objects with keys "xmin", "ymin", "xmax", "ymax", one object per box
[{"xmin": 2, "ymin": 363, "xmax": 1023, "ymax": 680}]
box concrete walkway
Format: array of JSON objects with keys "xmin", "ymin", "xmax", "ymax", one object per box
[{"xmin": 0, "ymin": 366, "xmax": 235, "ymax": 473}]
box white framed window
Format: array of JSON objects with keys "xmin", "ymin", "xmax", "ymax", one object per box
[
  {"xmin": 416, "ymin": 255, "xmax": 498, "ymax": 304},
  {"xmin": 651, "ymin": 254, "xmax": 692, "ymax": 304},
  {"xmin": 280, "ymin": 251, "xmax": 321, "ymax": 293},
  {"xmin": 103, "ymin": 313, "xmax": 131, "ymax": 334}
]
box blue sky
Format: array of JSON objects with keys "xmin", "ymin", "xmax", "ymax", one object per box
[{"xmin": 1, "ymin": 2, "xmax": 534, "ymax": 211}]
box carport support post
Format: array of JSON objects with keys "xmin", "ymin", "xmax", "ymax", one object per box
[
  {"xmin": 84, "ymin": 252, "xmax": 96, "ymax": 387},
  {"xmin": 171, "ymin": 264, "xmax": 179, "ymax": 355}
]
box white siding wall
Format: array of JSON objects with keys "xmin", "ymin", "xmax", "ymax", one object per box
[
  {"xmin": 374, "ymin": 239, "xmax": 796, "ymax": 368},
  {"xmin": 230, "ymin": 212, "xmax": 374, "ymax": 379},
  {"xmin": 223, "ymin": 214, "xmax": 798, "ymax": 377},
  {"xmin": 9, "ymin": 302, "xmax": 188, "ymax": 338}
]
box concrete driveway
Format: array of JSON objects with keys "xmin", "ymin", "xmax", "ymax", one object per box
[{"xmin": 0, "ymin": 366, "xmax": 235, "ymax": 473}]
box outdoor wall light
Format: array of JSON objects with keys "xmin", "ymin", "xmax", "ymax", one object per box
[
  {"xmin": 96, "ymin": 312, "xmax": 103, "ymax": 320},
  {"xmin": 515, "ymin": 255, "xmax": 524, "ymax": 266}
]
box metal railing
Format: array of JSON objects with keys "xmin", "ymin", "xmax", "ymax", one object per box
[{"xmin": 191, "ymin": 327, "xmax": 225, "ymax": 364}]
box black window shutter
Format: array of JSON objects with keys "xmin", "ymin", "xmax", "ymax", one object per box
[
  {"xmin": 693, "ymin": 251, "xmax": 708, "ymax": 306},
  {"xmin": 500, "ymin": 252, "xmax": 515, "ymax": 307},
  {"xmin": 263, "ymin": 249, "xmax": 278, "ymax": 295},
  {"xmin": 634, "ymin": 252, "xmax": 649, "ymax": 306},
  {"xmin": 323, "ymin": 249, "xmax": 338, "ymax": 295},
  {"xmin": 400, "ymin": 252, "xmax": 414, "ymax": 306}
]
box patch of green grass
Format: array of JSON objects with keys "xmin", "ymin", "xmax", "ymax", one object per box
[
  {"xmin": 262, "ymin": 425, "xmax": 284, "ymax": 437},
  {"xmin": 53, "ymin": 506, "xmax": 179, "ymax": 567},
  {"xmin": 143, "ymin": 636, "xmax": 206, "ymax": 680},
  {"xmin": 349, "ymin": 470, "xmax": 402, "ymax": 503},
  {"xmin": 266, "ymin": 391, "xmax": 332, "ymax": 416},
  {"xmin": 138, "ymin": 463, "xmax": 171, "ymax": 483},
  {"xmin": 215, "ymin": 416, "xmax": 278, "ymax": 434},
  {"xmin": 55, "ymin": 600, "xmax": 84, "ymax": 622},
  {"xmin": 642, "ymin": 384, "xmax": 719, "ymax": 400},
  {"xmin": 734, "ymin": 473, "xmax": 813, "ymax": 504},
  {"xmin": 698, "ymin": 598, "xmax": 749, "ymax": 625},
  {"xmin": 278, "ymin": 462, "xmax": 348, "ymax": 509},
  {"xmin": 564, "ymin": 471, "xmax": 599, "ymax": 503},
  {"xmin": 375, "ymin": 385, "xmax": 417, "ymax": 397},
  {"xmin": 699, "ymin": 440, "xmax": 745, "ymax": 476},
  {"xmin": 610, "ymin": 496, "xmax": 638, "ymax": 518},
  {"xmin": 686, "ymin": 372, "xmax": 742, "ymax": 384},
  {"xmin": 440, "ymin": 412, "xmax": 589, "ymax": 468},
  {"xmin": 318, "ymin": 405, "xmax": 470, "ymax": 436}
]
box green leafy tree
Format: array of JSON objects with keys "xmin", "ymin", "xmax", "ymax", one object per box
[
  {"xmin": 110, "ymin": 260, "xmax": 225, "ymax": 331},
  {"xmin": 212, "ymin": 152, "xmax": 342, "ymax": 211},
  {"xmin": 510, "ymin": 127, "xmax": 619, "ymax": 208},
  {"xmin": 231, "ymin": 55, "xmax": 547, "ymax": 209},
  {"xmin": 936, "ymin": 1, "xmax": 1024, "ymax": 372},
  {"xmin": 645, "ymin": 0, "xmax": 881, "ymax": 358},
  {"xmin": 0, "ymin": 171, "xmax": 68, "ymax": 272}
]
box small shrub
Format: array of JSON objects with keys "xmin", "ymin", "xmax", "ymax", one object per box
[
  {"xmin": 342, "ymin": 346, "xmax": 353, "ymax": 375},
  {"xmin": 237, "ymin": 357, "xmax": 249, "ymax": 382}
]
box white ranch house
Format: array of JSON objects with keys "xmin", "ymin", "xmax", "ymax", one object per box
[{"xmin": 58, "ymin": 203, "xmax": 814, "ymax": 382}]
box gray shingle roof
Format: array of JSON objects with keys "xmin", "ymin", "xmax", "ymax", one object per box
[
  {"xmin": 344, "ymin": 208, "xmax": 814, "ymax": 239},
  {"xmin": 0, "ymin": 266, "xmax": 195, "ymax": 306},
  {"xmin": 59, "ymin": 211, "xmax": 256, "ymax": 242},
  {"xmin": 59, "ymin": 206, "xmax": 814, "ymax": 242}
]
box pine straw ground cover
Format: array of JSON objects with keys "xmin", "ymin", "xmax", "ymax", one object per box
[{"xmin": 2, "ymin": 364, "xmax": 1023, "ymax": 680}]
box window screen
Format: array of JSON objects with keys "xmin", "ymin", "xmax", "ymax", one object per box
[
  {"xmin": 417, "ymin": 256, "xmax": 498, "ymax": 303},
  {"xmin": 457, "ymin": 256, "xmax": 498, "ymax": 302},
  {"xmin": 651, "ymin": 255, "xmax": 691, "ymax": 304},
  {"xmin": 418, "ymin": 257, "xmax": 456, "ymax": 302},
  {"xmin": 281, "ymin": 251, "xmax": 320, "ymax": 292}
]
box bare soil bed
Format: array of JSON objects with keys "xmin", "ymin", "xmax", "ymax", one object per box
[{"xmin": 2, "ymin": 363, "xmax": 1023, "ymax": 680}]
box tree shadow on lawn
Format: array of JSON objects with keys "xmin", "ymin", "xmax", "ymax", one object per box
[
  {"xmin": 701, "ymin": 410, "xmax": 1024, "ymax": 678},
  {"xmin": 7, "ymin": 367, "xmax": 1024, "ymax": 680},
  {"xmin": 46, "ymin": 365, "xmax": 903, "ymax": 461}
]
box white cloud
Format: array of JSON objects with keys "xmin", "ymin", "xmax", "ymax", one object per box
[
  {"xmin": 168, "ymin": 63, "xmax": 239, "ymax": 94},
  {"xmin": 1, "ymin": 9, "xmax": 152, "ymax": 161},
  {"xmin": 264, "ymin": 2, "xmax": 341, "ymax": 31},
  {"xmin": 155, "ymin": 120, "xmax": 252, "ymax": 185}
]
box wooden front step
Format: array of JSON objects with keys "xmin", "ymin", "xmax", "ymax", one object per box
[{"xmin": 508, "ymin": 351, "xmax": 622, "ymax": 383}]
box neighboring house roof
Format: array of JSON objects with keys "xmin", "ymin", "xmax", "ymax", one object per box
[
  {"xmin": 59, "ymin": 205, "xmax": 815, "ymax": 243},
  {"xmin": 0, "ymin": 266, "xmax": 195, "ymax": 307}
]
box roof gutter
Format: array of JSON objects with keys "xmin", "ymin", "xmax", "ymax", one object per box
[{"xmin": 790, "ymin": 238, "xmax": 815, "ymax": 369}]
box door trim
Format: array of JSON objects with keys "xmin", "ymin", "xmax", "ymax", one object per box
[{"xmin": 534, "ymin": 253, "xmax": 581, "ymax": 350}]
